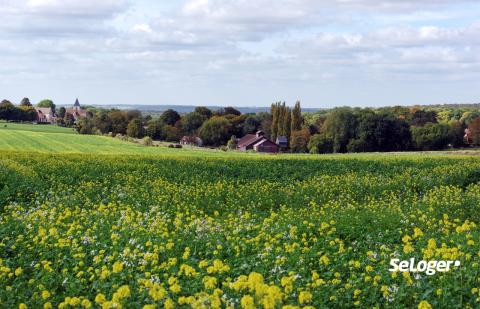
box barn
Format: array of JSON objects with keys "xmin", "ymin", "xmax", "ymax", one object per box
[{"xmin": 237, "ymin": 131, "xmax": 279, "ymax": 153}]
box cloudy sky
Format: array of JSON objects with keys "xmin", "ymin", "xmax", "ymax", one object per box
[{"xmin": 0, "ymin": 0, "xmax": 479, "ymax": 108}]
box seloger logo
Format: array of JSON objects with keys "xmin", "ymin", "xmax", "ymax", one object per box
[{"xmin": 389, "ymin": 258, "xmax": 461, "ymax": 275}]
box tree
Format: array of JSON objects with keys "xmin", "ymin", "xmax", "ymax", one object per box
[
  {"xmin": 290, "ymin": 128, "xmax": 310, "ymax": 153},
  {"xmin": 57, "ymin": 107, "xmax": 66, "ymax": 119},
  {"xmin": 411, "ymin": 110, "xmax": 437, "ymax": 127},
  {"xmin": 258, "ymin": 112, "xmax": 272, "ymax": 139},
  {"xmin": 461, "ymin": 111, "xmax": 480, "ymax": 126},
  {"xmin": 0, "ymin": 100, "xmax": 15, "ymax": 120},
  {"xmin": 160, "ymin": 109, "xmax": 181, "ymax": 126},
  {"xmin": 182, "ymin": 112, "xmax": 206, "ymax": 134},
  {"xmin": 127, "ymin": 118, "xmax": 145, "ymax": 138},
  {"xmin": 77, "ymin": 117, "xmax": 95, "ymax": 134},
  {"xmin": 321, "ymin": 108, "xmax": 357, "ymax": 153},
  {"xmin": 346, "ymin": 113, "xmax": 412, "ymax": 152},
  {"xmin": 146, "ymin": 119, "xmax": 164, "ymax": 140},
  {"xmin": 270, "ymin": 103, "xmax": 279, "ymax": 141},
  {"xmin": 163, "ymin": 125, "xmax": 182, "ymax": 142},
  {"xmin": 449, "ymin": 121, "xmax": 466, "ymax": 148},
  {"xmin": 227, "ymin": 135, "xmax": 237, "ymax": 150},
  {"xmin": 18, "ymin": 106, "xmax": 37, "ymax": 122},
  {"xmin": 229, "ymin": 114, "xmax": 247, "ymax": 137},
  {"xmin": 243, "ymin": 116, "xmax": 261, "ymax": 135},
  {"xmin": 37, "ymin": 99, "xmax": 56, "ymax": 111},
  {"xmin": 64, "ymin": 113, "xmax": 75, "ymax": 127},
  {"xmin": 308, "ymin": 133, "xmax": 334, "ymax": 154},
  {"xmin": 93, "ymin": 111, "xmax": 112, "ymax": 134},
  {"xmin": 411, "ymin": 123, "xmax": 455, "ymax": 150},
  {"xmin": 291, "ymin": 101, "xmax": 302, "ymax": 132},
  {"xmin": 277, "ymin": 102, "xmax": 286, "ymax": 137},
  {"xmin": 194, "ymin": 106, "xmax": 213, "ymax": 119},
  {"xmin": 468, "ymin": 117, "xmax": 480, "ymax": 145},
  {"xmin": 126, "ymin": 110, "xmax": 142, "ymax": 121},
  {"xmin": 284, "ymin": 108, "xmax": 292, "ymax": 143},
  {"xmin": 198, "ymin": 116, "xmax": 232, "ymax": 146},
  {"xmin": 20, "ymin": 98, "xmax": 32, "ymax": 107},
  {"xmin": 223, "ymin": 106, "xmax": 241, "ymax": 116},
  {"xmin": 108, "ymin": 110, "xmax": 128, "ymax": 134}
]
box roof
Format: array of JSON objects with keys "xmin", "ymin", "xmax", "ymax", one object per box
[
  {"xmin": 66, "ymin": 108, "xmax": 88, "ymax": 118},
  {"xmin": 254, "ymin": 138, "xmax": 278, "ymax": 147},
  {"xmin": 74, "ymin": 98, "xmax": 80, "ymax": 107},
  {"xmin": 237, "ymin": 134, "xmax": 263, "ymax": 148},
  {"xmin": 276, "ymin": 136, "xmax": 288, "ymax": 143},
  {"xmin": 36, "ymin": 107, "xmax": 53, "ymax": 115},
  {"xmin": 253, "ymin": 138, "xmax": 267, "ymax": 147},
  {"xmin": 238, "ymin": 133, "xmax": 280, "ymax": 149}
]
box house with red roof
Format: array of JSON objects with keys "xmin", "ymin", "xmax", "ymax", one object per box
[
  {"xmin": 35, "ymin": 107, "xmax": 56, "ymax": 123},
  {"xmin": 237, "ymin": 131, "xmax": 279, "ymax": 153}
]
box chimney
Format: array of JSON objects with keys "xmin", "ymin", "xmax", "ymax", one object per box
[{"xmin": 256, "ymin": 130, "xmax": 264, "ymax": 137}]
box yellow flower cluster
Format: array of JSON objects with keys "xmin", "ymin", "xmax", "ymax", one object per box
[{"xmin": 1, "ymin": 152, "xmax": 480, "ymax": 308}]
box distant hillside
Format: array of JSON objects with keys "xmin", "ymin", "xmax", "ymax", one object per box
[{"xmin": 93, "ymin": 104, "xmax": 323, "ymax": 114}]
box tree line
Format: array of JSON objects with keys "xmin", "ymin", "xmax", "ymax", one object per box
[
  {"xmin": 2, "ymin": 97, "xmax": 480, "ymax": 152},
  {"xmin": 307, "ymin": 106, "xmax": 475, "ymax": 153},
  {"xmin": 0, "ymin": 98, "xmax": 38, "ymax": 122},
  {"xmin": 75, "ymin": 105, "xmax": 272, "ymax": 147}
]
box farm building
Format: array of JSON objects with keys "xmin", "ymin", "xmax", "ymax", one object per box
[
  {"xmin": 180, "ymin": 135, "xmax": 203, "ymax": 147},
  {"xmin": 276, "ymin": 136, "xmax": 288, "ymax": 149},
  {"xmin": 237, "ymin": 131, "xmax": 279, "ymax": 153},
  {"xmin": 36, "ymin": 107, "xmax": 56, "ymax": 123},
  {"xmin": 66, "ymin": 98, "xmax": 88, "ymax": 120}
]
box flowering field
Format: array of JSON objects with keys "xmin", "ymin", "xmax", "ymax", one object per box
[{"xmin": 1, "ymin": 151, "xmax": 480, "ymax": 308}]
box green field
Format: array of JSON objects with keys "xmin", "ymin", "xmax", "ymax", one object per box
[
  {"xmin": 1, "ymin": 123, "xmax": 480, "ymax": 308},
  {"xmin": 0, "ymin": 123, "xmax": 256, "ymax": 157},
  {"xmin": 0, "ymin": 121, "xmax": 78, "ymax": 134}
]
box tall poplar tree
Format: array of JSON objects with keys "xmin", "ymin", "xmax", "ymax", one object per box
[
  {"xmin": 284, "ymin": 106, "xmax": 292, "ymax": 142},
  {"xmin": 271, "ymin": 103, "xmax": 279, "ymax": 140},
  {"xmin": 291, "ymin": 101, "xmax": 303, "ymax": 132}
]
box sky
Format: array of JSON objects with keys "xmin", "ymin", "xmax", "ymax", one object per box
[{"xmin": 0, "ymin": 0, "xmax": 479, "ymax": 108}]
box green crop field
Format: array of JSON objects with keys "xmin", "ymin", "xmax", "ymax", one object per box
[
  {"xmin": 1, "ymin": 124, "xmax": 480, "ymax": 308},
  {"xmin": 0, "ymin": 121, "xmax": 78, "ymax": 134},
  {"xmin": 0, "ymin": 123, "xmax": 258, "ymax": 157}
]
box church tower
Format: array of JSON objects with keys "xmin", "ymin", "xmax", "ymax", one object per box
[{"xmin": 73, "ymin": 98, "xmax": 81, "ymax": 111}]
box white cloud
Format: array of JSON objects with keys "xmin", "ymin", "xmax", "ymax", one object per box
[{"xmin": 0, "ymin": 0, "xmax": 479, "ymax": 106}]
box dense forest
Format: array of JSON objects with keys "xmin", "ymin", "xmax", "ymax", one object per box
[{"xmin": 1, "ymin": 97, "xmax": 480, "ymax": 153}]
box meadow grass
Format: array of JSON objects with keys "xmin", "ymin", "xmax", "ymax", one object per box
[{"xmin": 0, "ymin": 120, "xmax": 77, "ymax": 134}]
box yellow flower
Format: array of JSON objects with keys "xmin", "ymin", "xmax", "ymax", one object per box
[
  {"xmin": 19, "ymin": 304, "xmax": 27, "ymax": 309},
  {"xmin": 15, "ymin": 267, "xmax": 23, "ymax": 276},
  {"xmin": 354, "ymin": 289, "xmax": 362, "ymax": 298},
  {"xmin": 418, "ymin": 300, "xmax": 432, "ymax": 309},
  {"xmin": 42, "ymin": 290, "xmax": 51, "ymax": 299},
  {"xmin": 81, "ymin": 299, "xmax": 92, "ymax": 308},
  {"xmin": 112, "ymin": 261, "xmax": 124, "ymax": 273},
  {"xmin": 43, "ymin": 303, "xmax": 52, "ymax": 309},
  {"xmin": 149, "ymin": 284, "xmax": 167, "ymax": 301},
  {"xmin": 164, "ymin": 298, "xmax": 175, "ymax": 309},
  {"xmin": 95, "ymin": 293, "xmax": 107, "ymax": 304},
  {"xmin": 113, "ymin": 285, "xmax": 131, "ymax": 301},
  {"xmin": 413, "ymin": 227, "xmax": 423, "ymax": 238},
  {"xmin": 298, "ymin": 291, "xmax": 312, "ymax": 304},
  {"xmin": 241, "ymin": 295, "xmax": 255, "ymax": 309},
  {"xmin": 320, "ymin": 255, "xmax": 330, "ymax": 265},
  {"xmin": 203, "ymin": 276, "xmax": 217, "ymax": 290}
]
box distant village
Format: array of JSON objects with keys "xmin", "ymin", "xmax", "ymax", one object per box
[{"xmin": 1, "ymin": 97, "xmax": 480, "ymax": 154}]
